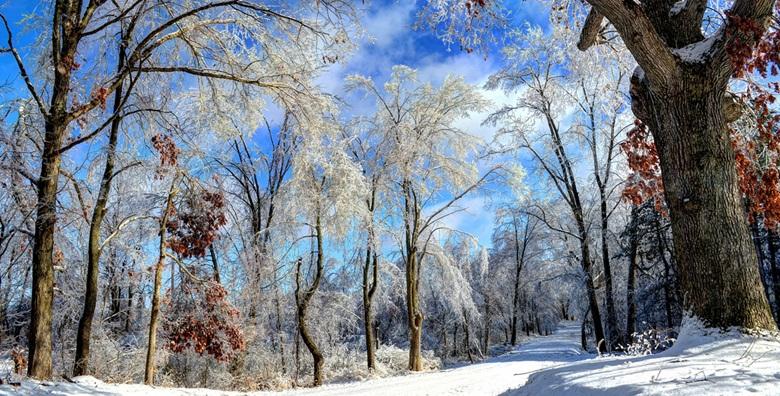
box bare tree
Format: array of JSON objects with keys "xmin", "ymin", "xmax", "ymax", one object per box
[{"xmin": 0, "ymin": 0, "xmax": 357, "ymax": 378}]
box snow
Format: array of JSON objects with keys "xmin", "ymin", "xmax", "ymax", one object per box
[
  {"xmin": 671, "ymin": 31, "xmax": 721, "ymax": 63},
  {"xmin": 633, "ymin": 66, "xmax": 646, "ymax": 82},
  {"xmin": 3, "ymin": 320, "xmax": 779, "ymax": 396},
  {"xmin": 512, "ymin": 318, "xmax": 780, "ymax": 395},
  {"xmin": 669, "ymin": 0, "xmax": 687, "ymax": 17}
]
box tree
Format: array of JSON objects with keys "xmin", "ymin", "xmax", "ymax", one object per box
[
  {"xmin": 145, "ymin": 169, "xmax": 177, "ymax": 385},
  {"xmin": 347, "ymin": 65, "xmax": 497, "ymax": 370},
  {"xmin": 485, "ymin": 25, "xmax": 624, "ymax": 351},
  {"xmin": 0, "ymin": 0, "xmax": 357, "ymax": 378},
  {"xmin": 344, "ymin": 118, "xmax": 387, "ymax": 370},
  {"xmin": 423, "ymin": 0, "xmax": 779, "ymax": 331},
  {"xmin": 215, "ymin": 112, "xmax": 297, "ymax": 370},
  {"xmin": 492, "ymin": 207, "xmax": 540, "ymax": 346},
  {"xmin": 284, "ymin": 125, "xmax": 366, "ymax": 385}
]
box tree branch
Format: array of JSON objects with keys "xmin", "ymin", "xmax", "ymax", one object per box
[
  {"xmin": 583, "ymin": 0, "xmax": 679, "ymax": 89},
  {"xmin": 0, "ymin": 14, "xmax": 48, "ymax": 117}
]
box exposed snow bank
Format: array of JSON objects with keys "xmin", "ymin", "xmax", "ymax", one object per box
[{"xmin": 512, "ymin": 317, "xmax": 780, "ymax": 395}]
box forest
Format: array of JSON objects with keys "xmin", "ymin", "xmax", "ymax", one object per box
[{"xmin": 0, "ymin": 0, "xmax": 779, "ymax": 395}]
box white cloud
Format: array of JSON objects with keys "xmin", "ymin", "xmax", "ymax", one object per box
[{"xmin": 438, "ymin": 195, "xmax": 496, "ymax": 247}]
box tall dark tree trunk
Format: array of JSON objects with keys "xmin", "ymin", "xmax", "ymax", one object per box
[
  {"xmin": 463, "ymin": 320, "xmax": 474, "ymax": 363},
  {"xmin": 510, "ymin": 216, "xmax": 529, "ymax": 346},
  {"xmin": 587, "ymin": 101, "xmax": 620, "ymax": 348},
  {"xmin": 625, "ymin": 206, "xmax": 640, "ymax": 341},
  {"xmin": 27, "ymin": 0, "xmax": 86, "ymax": 377},
  {"xmin": 27, "ymin": 125, "xmax": 62, "ymax": 379},
  {"xmin": 633, "ymin": 73, "xmax": 776, "ymax": 329},
  {"xmin": 580, "ymin": 0, "xmax": 777, "ymax": 331},
  {"xmin": 599, "ymin": 192, "xmax": 618, "ymax": 347},
  {"xmin": 580, "ymin": 233, "xmax": 607, "ymax": 352},
  {"xmin": 767, "ymin": 229, "xmax": 780, "ymax": 322}
]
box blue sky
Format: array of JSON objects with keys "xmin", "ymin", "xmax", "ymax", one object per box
[
  {"xmin": 308, "ymin": 0, "xmax": 552, "ymax": 247},
  {"xmin": 0, "ymin": 0, "xmax": 554, "ymax": 249}
]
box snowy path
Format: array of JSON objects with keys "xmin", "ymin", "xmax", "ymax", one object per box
[
  {"xmin": 273, "ymin": 323, "xmax": 589, "ymax": 396},
  {"xmin": 0, "ymin": 322, "xmax": 590, "ymax": 396}
]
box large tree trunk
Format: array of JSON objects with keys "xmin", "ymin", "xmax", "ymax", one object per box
[
  {"xmin": 579, "ymin": 0, "xmax": 777, "ymax": 331},
  {"xmin": 27, "ymin": 126, "xmax": 63, "ymax": 379},
  {"xmin": 27, "ymin": 0, "xmax": 85, "ymax": 376},
  {"xmin": 632, "ymin": 71, "xmax": 776, "ymax": 329},
  {"xmin": 406, "ymin": 250, "xmax": 424, "ymax": 371}
]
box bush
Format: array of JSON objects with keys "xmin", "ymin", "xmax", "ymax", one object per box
[{"xmin": 624, "ymin": 327, "xmax": 676, "ymax": 356}]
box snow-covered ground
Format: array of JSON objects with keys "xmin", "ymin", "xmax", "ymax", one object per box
[
  {"xmin": 2, "ymin": 320, "xmax": 779, "ymax": 396},
  {"xmin": 514, "ymin": 319, "xmax": 780, "ymax": 396}
]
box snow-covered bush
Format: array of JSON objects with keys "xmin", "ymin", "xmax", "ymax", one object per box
[
  {"xmin": 376, "ymin": 344, "xmax": 441, "ymax": 372},
  {"xmin": 87, "ymin": 330, "xmax": 147, "ymax": 383},
  {"xmin": 623, "ymin": 327, "xmax": 676, "ymax": 356},
  {"xmin": 160, "ymin": 349, "xmax": 234, "ymax": 390}
]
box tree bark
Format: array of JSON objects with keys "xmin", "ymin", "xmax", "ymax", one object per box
[
  {"xmin": 510, "ymin": 215, "xmax": 529, "ymax": 346},
  {"xmin": 632, "ymin": 72, "xmax": 776, "ymax": 329},
  {"xmin": 582, "ymin": 0, "xmax": 778, "ymax": 331},
  {"xmin": 296, "ymin": 213, "xmax": 325, "ymax": 386},
  {"xmin": 144, "ymin": 181, "xmax": 176, "ymax": 385},
  {"xmin": 767, "ymin": 229, "xmax": 780, "ymax": 322},
  {"xmin": 402, "ymin": 179, "xmax": 425, "ymax": 371},
  {"xmin": 625, "ymin": 206, "xmax": 639, "ymax": 341},
  {"xmin": 362, "ymin": 249, "xmax": 378, "ymax": 370},
  {"xmin": 362, "ymin": 187, "xmax": 379, "ymax": 370},
  {"xmin": 27, "ymin": 124, "xmax": 62, "ymax": 379},
  {"xmin": 463, "ymin": 320, "xmax": 474, "ymax": 363},
  {"xmin": 406, "ymin": 251, "xmax": 424, "ymax": 371}
]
